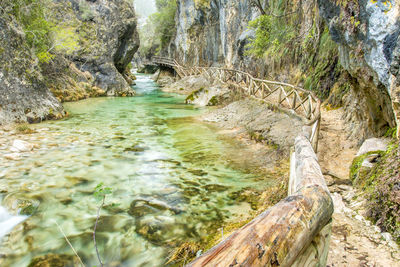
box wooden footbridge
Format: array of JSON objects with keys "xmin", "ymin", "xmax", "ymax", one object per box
[{"xmin": 151, "ymin": 56, "xmax": 332, "ymax": 267}]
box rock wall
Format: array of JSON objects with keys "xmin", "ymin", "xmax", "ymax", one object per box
[
  {"xmin": 171, "ymin": 0, "xmax": 400, "ymax": 140},
  {"xmin": 318, "ymin": 0, "xmax": 399, "ymax": 138},
  {"xmin": 171, "ymin": 0, "xmax": 259, "ymax": 68},
  {"xmin": 0, "ymin": 0, "xmax": 140, "ymax": 124},
  {"xmin": 0, "ymin": 10, "xmax": 65, "ymax": 125},
  {"xmin": 53, "ymin": 0, "xmax": 140, "ymax": 96}
]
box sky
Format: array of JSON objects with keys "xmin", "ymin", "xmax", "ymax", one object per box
[{"xmin": 134, "ymin": 0, "xmax": 157, "ymax": 18}]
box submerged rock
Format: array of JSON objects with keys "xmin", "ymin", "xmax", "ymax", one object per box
[
  {"xmin": 11, "ymin": 140, "xmax": 34, "ymax": 152},
  {"xmin": 124, "ymin": 145, "xmax": 146, "ymax": 152},
  {"xmin": 203, "ymin": 184, "xmax": 229, "ymax": 193},
  {"xmin": 28, "ymin": 254, "xmax": 78, "ymax": 267},
  {"xmin": 3, "ymin": 194, "xmax": 40, "ymax": 216},
  {"xmin": 4, "ymin": 153, "xmax": 21, "ymax": 161},
  {"xmin": 128, "ymin": 198, "xmax": 183, "ymax": 217},
  {"xmin": 135, "ymin": 215, "xmax": 185, "ymax": 246}
]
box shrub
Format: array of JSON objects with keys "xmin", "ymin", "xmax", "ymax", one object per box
[
  {"xmin": 139, "ymin": 0, "xmax": 177, "ymax": 56},
  {"xmin": 11, "ymin": 0, "xmax": 55, "ymax": 63}
]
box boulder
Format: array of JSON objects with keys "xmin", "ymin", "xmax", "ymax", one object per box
[
  {"xmin": 3, "ymin": 193, "xmax": 40, "ymax": 216},
  {"xmin": 356, "ymin": 138, "xmax": 389, "ymax": 156}
]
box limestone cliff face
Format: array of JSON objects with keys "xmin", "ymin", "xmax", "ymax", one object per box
[
  {"xmin": 0, "ymin": 11, "xmax": 65, "ymax": 125},
  {"xmin": 172, "ymin": 0, "xmax": 400, "ymax": 140},
  {"xmin": 318, "ymin": 0, "xmax": 399, "ymax": 138},
  {"xmin": 52, "ymin": 0, "xmax": 140, "ymax": 97},
  {"xmin": 171, "ymin": 0, "xmax": 259, "ymax": 68},
  {"xmin": 0, "ymin": 0, "xmax": 140, "ymax": 124}
]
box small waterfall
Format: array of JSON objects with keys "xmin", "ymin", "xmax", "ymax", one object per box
[{"xmin": 0, "ymin": 206, "xmax": 27, "ymax": 241}]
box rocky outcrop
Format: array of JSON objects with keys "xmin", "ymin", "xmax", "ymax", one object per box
[
  {"xmin": 317, "ymin": 0, "xmax": 399, "ymax": 138},
  {"xmin": 51, "ymin": 0, "xmax": 140, "ymax": 96},
  {"xmin": 0, "ymin": 0, "xmax": 140, "ymax": 124},
  {"xmin": 171, "ymin": 0, "xmax": 259, "ymax": 68},
  {"xmin": 203, "ymin": 98, "xmax": 304, "ymax": 149},
  {"xmin": 0, "ymin": 11, "xmax": 65, "ymax": 125},
  {"xmin": 172, "ymin": 0, "xmax": 400, "ymax": 141}
]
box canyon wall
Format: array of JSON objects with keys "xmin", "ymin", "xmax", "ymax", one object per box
[
  {"xmin": 171, "ymin": 0, "xmax": 260, "ymax": 68},
  {"xmin": 0, "ymin": 7, "xmax": 65, "ymax": 124},
  {"xmin": 0, "ymin": 0, "xmax": 140, "ymax": 124},
  {"xmin": 318, "ymin": 0, "xmax": 399, "ymax": 138},
  {"xmin": 171, "ymin": 0, "xmax": 400, "ymax": 141}
]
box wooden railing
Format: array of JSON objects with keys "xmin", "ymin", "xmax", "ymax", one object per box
[
  {"xmin": 188, "ymin": 133, "xmax": 333, "ymax": 267},
  {"xmin": 152, "ymin": 57, "xmax": 321, "ymax": 152},
  {"xmin": 152, "ymin": 57, "xmax": 332, "ymax": 266}
]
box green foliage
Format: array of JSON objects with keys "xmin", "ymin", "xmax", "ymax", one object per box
[
  {"xmin": 140, "ymin": 0, "xmax": 176, "ymax": 56},
  {"xmin": 11, "ymin": 0, "xmax": 55, "ymax": 62},
  {"xmin": 246, "ymin": 14, "xmax": 296, "ymax": 60},
  {"xmin": 93, "ymin": 183, "xmax": 112, "ymax": 201},
  {"xmin": 384, "ymin": 127, "xmax": 398, "ymax": 139},
  {"xmin": 10, "ymin": 0, "xmax": 79, "ymax": 63},
  {"xmin": 78, "ymin": 0, "xmax": 94, "ymax": 21},
  {"xmin": 351, "ymin": 142, "xmax": 400, "ymax": 243},
  {"xmin": 194, "ymin": 0, "xmax": 210, "ymax": 9},
  {"xmin": 246, "ymin": 0, "xmax": 299, "ymax": 63},
  {"xmin": 302, "ymin": 27, "xmax": 341, "ymax": 98}
]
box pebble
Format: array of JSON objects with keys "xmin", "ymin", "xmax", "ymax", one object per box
[
  {"xmin": 355, "ymin": 215, "xmax": 364, "ymax": 222},
  {"xmin": 4, "ymin": 153, "xmax": 21, "ymax": 160},
  {"xmin": 381, "ymin": 232, "xmax": 392, "ymax": 242},
  {"xmin": 11, "ymin": 140, "xmax": 34, "ymax": 152}
]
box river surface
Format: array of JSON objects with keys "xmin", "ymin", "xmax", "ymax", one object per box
[{"xmin": 0, "ymin": 74, "xmax": 275, "ymax": 266}]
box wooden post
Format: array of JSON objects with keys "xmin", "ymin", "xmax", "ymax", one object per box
[
  {"xmin": 292, "ymin": 91, "xmax": 297, "ymax": 109},
  {"xmin": 311, "ymin": 119, "xmax": 321, "ymax": 153}
]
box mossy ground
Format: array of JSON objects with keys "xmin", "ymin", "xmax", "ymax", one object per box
[{"xmin": 350, "ymin": 141, "xmax": 400, "ymax": 243}]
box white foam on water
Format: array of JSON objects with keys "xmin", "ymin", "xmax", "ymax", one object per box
[{"xmin": 0, "ymin": 206, "xmax": 27, "ymax": 241}]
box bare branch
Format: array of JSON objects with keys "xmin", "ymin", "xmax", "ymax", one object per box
[
  {"xmin": 55, "ymin": 221, "xmax": 86, "ymax": 267},
  {"xmin": 93, "ymin": 196, "xmax": 105, "ymax": 267}
]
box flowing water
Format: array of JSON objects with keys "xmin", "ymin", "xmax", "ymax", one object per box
[{"xmin": 0, "ymin": 74, "xmax": 275, "ymax": 266}]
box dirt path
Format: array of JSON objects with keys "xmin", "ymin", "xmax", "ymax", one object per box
[{"xmin": 318, "ymin": 107, "xmax": 400, "ymax": 266}]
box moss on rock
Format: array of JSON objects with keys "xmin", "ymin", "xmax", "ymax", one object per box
[{"xmin": 351, "ymin": 142, "xmax": 400, "ymax": 243}]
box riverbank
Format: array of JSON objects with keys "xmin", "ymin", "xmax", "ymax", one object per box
[{"xmin": 159, "ymin": 72, "xmax": 400, "ymax": 265}]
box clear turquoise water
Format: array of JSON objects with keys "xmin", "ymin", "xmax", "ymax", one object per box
[{"xmin": 0, "ymin": 74, "xmax": 274, "ymax": 266}]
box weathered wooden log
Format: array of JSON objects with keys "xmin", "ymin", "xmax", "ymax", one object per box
[
  {"xmin": 187, "ymin": 186, "xmax": 333, "ymax": 267},
  {"xmin": 187, "ymin": 135, "xmax": 332, "ymax": 267}
]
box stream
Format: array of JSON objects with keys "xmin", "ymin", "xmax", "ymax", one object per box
[{"xmin": 0, "ymin": 74, "xmax": 275, "ymax": 266}]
